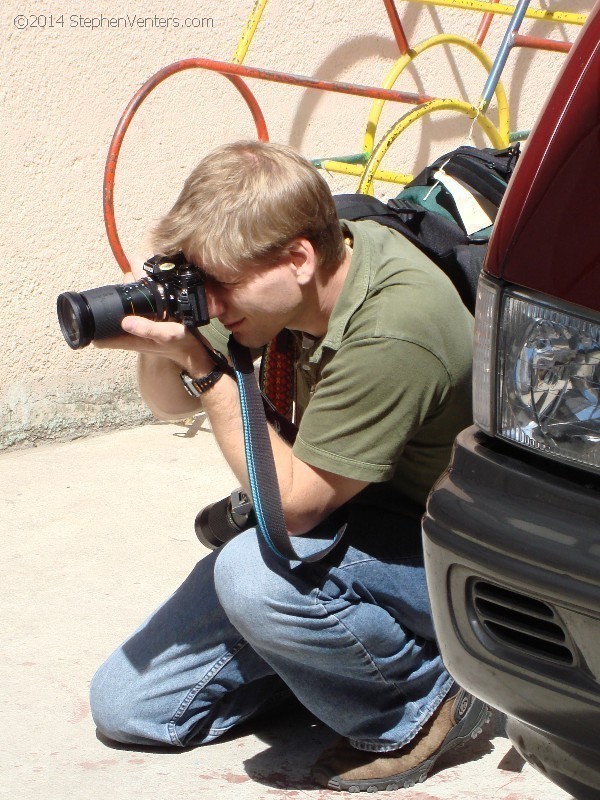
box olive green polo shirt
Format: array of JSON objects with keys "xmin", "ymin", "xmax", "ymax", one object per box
[
  {"xmin": 292, "ymin": 219, "xmax": 474, "ymax": 512},
  {"xmin": 201, "ymin": 218, "xmax": 473, "ymax": 515}
]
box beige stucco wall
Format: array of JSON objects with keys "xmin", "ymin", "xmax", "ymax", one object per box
[{"xmin": 1, "ymin": 0, "xmax": 590, "ymax": 449}]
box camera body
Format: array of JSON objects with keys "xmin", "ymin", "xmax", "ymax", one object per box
[
  {"xmin": 141, "ymin": 252, "xmax": 209, "ymax": 329},
  {"xmin": 57, "ymin": 252, "xmax": 209, "ymax": 349}
]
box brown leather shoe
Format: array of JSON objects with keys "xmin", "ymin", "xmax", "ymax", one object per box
[{"xmin": 311, "ymin": 687, "xmax": 490, "ymax": 792}]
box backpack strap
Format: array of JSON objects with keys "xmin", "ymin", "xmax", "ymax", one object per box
[
  {"xmin": 334, "ymin": 193, "xmax": 479, "ymax": 313},
  {"xmin": 439, "ymin": 156, "xmax": 506, "ymax": 207},
  {"xmin": 409, "ymin": 144, "xmax": 521, "ymax": 207},
  {"xmin": 334, "ymin": 193, "xmax": 421, "ymax": 225}
]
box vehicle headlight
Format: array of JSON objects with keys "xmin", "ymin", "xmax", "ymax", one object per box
[
  {"xmin": 473, "ymin": 275, "xmax": 600, "ymax": 473},
  {"xmin": 472, "ymin": 275, "xmax": 500, "ymax": 435}
]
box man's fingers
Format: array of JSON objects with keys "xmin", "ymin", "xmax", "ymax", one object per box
[
  {"xmin": 92, "ymin": 318, "xmax": 214, "ymax": 375},
  {"xmin": 121, "ymin": 316, "xmax": 184, "ymax": 343},
  {"xmin": 93, "ymin": 318, "xmax": 187, "ymax": 354},
  {"xmin": 93, "ymin": 334, "xmax": 143, "ymax": 352}
]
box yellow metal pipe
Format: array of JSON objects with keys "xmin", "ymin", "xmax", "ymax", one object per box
[
  {"xmin": 363, "ymin": 34, "xmax": 510, "ymax": 155},
  {"xmin": 232, "ymin": 0, "xmax": 270, "ymax": 64},
  {"xmin": 359, "ymin": 98, "xmax": 507, "ymax": 194},
  {"xmin": 402, "ymin": 0, "xmax": 586, "ymax": 26},
  {"xmin": 319, "ymin": 160, "xmax": 413, "ymax": 185}
]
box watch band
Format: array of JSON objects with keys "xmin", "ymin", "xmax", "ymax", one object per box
[{"xmin": 180, "ymin": 367, "xmax": 224, "ymax": 397}]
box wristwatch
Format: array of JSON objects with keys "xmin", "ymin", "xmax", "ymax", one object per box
[{"xmin": 180, "ymin": 366, "xmax": 224, "ymax": 397}]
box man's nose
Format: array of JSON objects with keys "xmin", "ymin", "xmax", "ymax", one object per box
[{"xmin": 205, "ymin": 287, "xmax": 226, "ymax": 319}]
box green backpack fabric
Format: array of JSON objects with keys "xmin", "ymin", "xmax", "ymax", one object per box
[{"xmin": 334, "ymin": 144, "xmax": 521, "ymax": 313}]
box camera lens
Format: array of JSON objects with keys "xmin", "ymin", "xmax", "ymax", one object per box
[
  {"xmin": 57, "ymin": 292, "xmax": 95, "ymax": 349},
  {"xmin": 56, "ymin": 281, "xmax": 164, "ymax": 349},
  {"xmin": 195, "ymin": 494, "xmax": 255, "ymax": 550}
]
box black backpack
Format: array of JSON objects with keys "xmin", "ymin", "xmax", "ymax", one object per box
[{"xmin": 334, "ymin": 144, "xmax": 520, "ymax": 313}]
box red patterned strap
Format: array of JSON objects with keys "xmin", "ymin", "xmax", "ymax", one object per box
[{"xmin": 260, "ymin": 330, "xmax": 298, "ymax": 423}]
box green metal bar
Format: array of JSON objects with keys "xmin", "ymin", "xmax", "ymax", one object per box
[
  {"xmin": 311, "ymin": 152, "xmax": 370, "ymax": 168},
  {"xmin": 509, "ymin": 129, "xmax": 530, "ymax": 141}
]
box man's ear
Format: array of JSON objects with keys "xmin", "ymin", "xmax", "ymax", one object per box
[{"xmin": 288, "ymin": 238, "xmax": 316, "ymax": 286}]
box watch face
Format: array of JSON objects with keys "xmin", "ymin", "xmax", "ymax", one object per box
[
  {"xmin": 181, "ymin": 372, "xmax": 199, "ymax": 397},
  {"xmin": 181, "ymin": 369, "xmax": 222, "ymax": 396}
]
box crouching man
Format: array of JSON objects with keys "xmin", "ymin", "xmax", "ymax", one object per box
[{"xmin": 90, "ymin": 140, "xmax": 487, "ymax": 791}]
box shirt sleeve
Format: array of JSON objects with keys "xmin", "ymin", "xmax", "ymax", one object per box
[
  {"xmin": 200, "ymin": 319, "xmax": 230, "ymax": 355},
  {"xmin": 293, "ymin": 336, "xmax": 450, "ymax": 483}
]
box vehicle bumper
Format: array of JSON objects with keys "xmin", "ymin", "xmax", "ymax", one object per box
[{"xmin": 422, "ymin": 426, "xmax": 600, "ymax": 793}]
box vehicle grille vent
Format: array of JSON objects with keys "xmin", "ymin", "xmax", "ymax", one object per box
[{"xmin": 471, "ymin": 581, "xmax": 575, "ymax": 666}]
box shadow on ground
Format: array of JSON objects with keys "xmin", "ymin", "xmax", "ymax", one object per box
[{"xmin": 243, "ymin": 704, "xmax": 501, "ymax": 792}]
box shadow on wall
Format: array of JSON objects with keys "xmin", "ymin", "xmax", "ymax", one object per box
[
  {"xmin": 288, "ymin": 0, "xmax": 424, "ymax": 158},
  {"xmin": 287, "ymin": 2, "xmax": 584, "ymax": 190},
  {"xmin": 287, "ymin": 33, "xmax": 435, "ymax": 174}
]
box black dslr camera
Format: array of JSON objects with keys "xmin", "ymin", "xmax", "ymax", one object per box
[
  {"xmin": 56, "ymin": 254, "xmax": 257, "ymax": 548},
  {"xmin": 57, "ymin": 253, "xmax": 254, "ymax": 549},
  {"xmin": 56, "ymin": 253, "xmax": 209, "ymax": 350}
]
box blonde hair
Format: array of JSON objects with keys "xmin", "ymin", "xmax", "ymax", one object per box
[{"xmin": 151, "ymin": 141, "xmax": 345, "ymax": 273}]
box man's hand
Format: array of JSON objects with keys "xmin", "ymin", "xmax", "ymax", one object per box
[
  {"xmin": 94, "ymin": 317, "xmax": 216, "ymax": 378},
  {"xmin": 94, "ymin": 317, "xmax": 220, "ymax": 421}
]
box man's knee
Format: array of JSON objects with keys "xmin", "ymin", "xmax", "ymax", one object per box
[
  {"xmin": 89, "ymin": 654, "xmax": 170, "ymax": 747},
  {"xmin": 214, "ymin": 530, "xmax": 269, "ymax": 624},
  {"xmin": 213, "ymin": 529, "xmax": 304, "ymax": 645},
  {"xmin": 89, "ymin": 657, "xmax": 132, "ymax": 743}
]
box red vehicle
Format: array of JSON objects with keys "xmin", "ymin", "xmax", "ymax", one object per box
[{"xmin": 422, "ymin": 5, "xmax": 600, "ymax": 798}]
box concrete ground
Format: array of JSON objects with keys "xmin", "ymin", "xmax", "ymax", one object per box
[{"xmin": 2, "ymin": 420, "xmax": 576, "ymax": 800}]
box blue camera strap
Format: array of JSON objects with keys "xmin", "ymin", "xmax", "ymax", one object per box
[{"xmin": 228, "ymin": 336, "xmax": 347, "ymax": 563}]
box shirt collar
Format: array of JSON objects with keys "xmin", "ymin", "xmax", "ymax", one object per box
[{"xmin": 301, "ymin": 219, "xmax": 371, "ymax": 364}]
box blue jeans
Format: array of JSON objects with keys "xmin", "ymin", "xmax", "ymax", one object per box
[{"xmin": 90, "ymin": 513, "xmax": 452, "ymax": 752}]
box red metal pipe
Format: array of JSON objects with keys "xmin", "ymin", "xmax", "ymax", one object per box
[
  {"xmin": 475, "ymin": 0, "xmax": 500, "ymax": 46},
  {"xmin": 104, "ymin": 65, "xmax": 269, "ymax": 273},
  {"xmin": 104, "ymin": 57, "xmax": 435, "ymax": 272},
  {"xmin": 512, "ymin": 33, "xmax": 572, "ymax": 53},
  {"xmin": 160, "ymin": 57, "xmax": 434, "ymax": 105},
  {"xmin": 382, "ymin": 0, "xmax": 410, "ymax": 55}
]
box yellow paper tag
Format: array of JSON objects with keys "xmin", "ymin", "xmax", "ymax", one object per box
[{"xmin": 433, "ymin": 169, "xmax": 494, "ymax": 235}]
